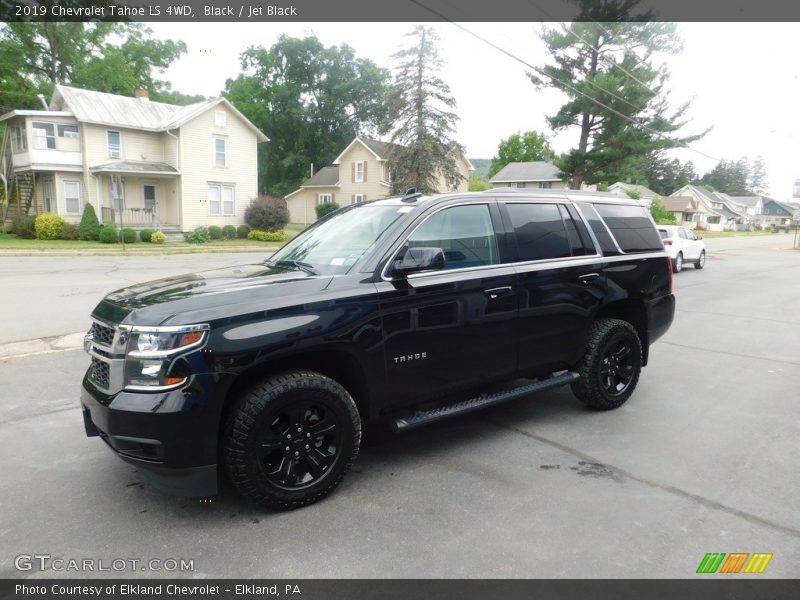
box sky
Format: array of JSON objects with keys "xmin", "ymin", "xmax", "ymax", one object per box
[{"xmin": 148, "ymin": 22, "xmax": 800, "ymax": 201}]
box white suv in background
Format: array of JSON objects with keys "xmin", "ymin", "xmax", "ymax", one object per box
[{"xmin": 658, "ymin": 225, "xmax": 706, "ymax": 272}]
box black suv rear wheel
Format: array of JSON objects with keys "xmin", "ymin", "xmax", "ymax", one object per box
[
  {"xmin": 571, "ymin": 318, "xmax": 642, "ymax": 410},
  {"xmin": 224, "ymin": 370, "xmax": 361, "ymax": 510}
]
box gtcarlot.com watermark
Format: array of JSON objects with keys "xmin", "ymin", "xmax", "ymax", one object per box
[{"xmin": 15, "ymin": 554, "xmax": 195, "ymax": 573}]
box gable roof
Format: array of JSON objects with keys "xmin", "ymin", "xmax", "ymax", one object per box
[
  {"xmin": 762, "ymin": 198, "xmax": 795, "ymax": 215},
  {"xmin": 301, "ymin": 166, "xmax": 340, "ymax": 187},
  {"xmin": 661, "ymin": 196, "xmax": 697, "ymax": 212},
  {"xmin": 609, "ymin": 182, "xmax": 660, "ymax": 199},
  {"xmin": 490, "ymin": 161, "xmax": 561, "ymax": 183},
  {"xmin": 719, "ymin": 194, "xmax": 762, "ymax": 209},
  {"xmin": 50, "ymin": 85, "xmax": 268, "ymax": 141},
  {"xmin": 333, "ymin": 136, "xmax": 402, "ymax": 164}
]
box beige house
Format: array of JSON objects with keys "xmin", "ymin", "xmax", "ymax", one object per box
[
  {"xmin": 1, "ymin": 85, "xmax": 267, "ymax": 233},
  {"xmin": 489, "ymin": 161, "xmax": 567, "ymax": 190},
  {"xmin": 285, "ymin": 136, "xmax": 474, "ymax": 225}
]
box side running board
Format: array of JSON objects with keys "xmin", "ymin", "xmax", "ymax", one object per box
[{"xmin": 393, "ymin": 371, "xmax": 579, "ymax": 432}]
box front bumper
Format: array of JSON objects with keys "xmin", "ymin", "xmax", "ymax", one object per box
[{"xmin": 81, "ymin": 376, "xmax": 219, "ymax": 497}]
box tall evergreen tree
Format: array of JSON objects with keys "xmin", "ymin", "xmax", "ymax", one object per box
[
  {"xmin": 383, "ymin": 26, "xmax": 462, "ymax": 194},
  {"xmin": 531, "ymin": 0, "xmax": 707, "ymax": 189}
]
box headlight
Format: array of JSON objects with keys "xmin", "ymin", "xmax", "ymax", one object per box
[{"xmin": 123, "ymin": 324, "xmax": 208, "ymax": 390}]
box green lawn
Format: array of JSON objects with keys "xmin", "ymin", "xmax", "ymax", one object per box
[
  {"xmin": 0, "ymin": 226, "xmax": 304, "ymax": 253},
  {"xmin": 694, "ymin": 230, "xmax": 784, "ymax": 238}
]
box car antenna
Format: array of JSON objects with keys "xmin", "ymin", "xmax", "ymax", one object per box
[{"xmin": 401, "ymin": 187, "xmax": 423, "ymax": 203}]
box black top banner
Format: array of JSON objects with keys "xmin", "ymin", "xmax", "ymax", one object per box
[{"xmin": 2, "ymin": 0, "xmax": 800, "ymax": 22}]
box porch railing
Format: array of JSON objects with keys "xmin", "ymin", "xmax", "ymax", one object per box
[{"xmin": 101, "ymin": 207, "xmax": 157, "ymax": 226}]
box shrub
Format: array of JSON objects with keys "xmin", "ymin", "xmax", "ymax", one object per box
[
  {"xmin": 121, "ymin": 228, "xmax": 137, "ymax": 243},
  {"xmin": 247, "ymin": 229, "xmax": 287, "ymax": 242},
  {"xmin": 99, "ymin": 224, "xmax": 118, "ymax": 244},
  {"xmin": 185, "ymin": 226, "xmax": 210, "ymax": 243},
  {"xmin": 237, "ymin": 224, "xmax": 251, "ymax": 239},
  {"xmin": 77, "ymin": 203, "xmax": 101, "ymax": 241},
  {"xmin": 139, "ymin": 228, "xmax": 155, "ymax": 243},
  {"xmin": 222, "ymin": 224, "xmax": 237, "ymax": 239},
  {"xmin": 12, "ymin": 215, "xmax": 36, "ymax": 239},
  {"xmin": 245, "ymin": 196, "xmax": 290, "ymax": 232},
  {"xmin": 60, "ymin": 223, "xmax": 79, "ymax": 240},
  {"xmin": 150, "ymin": 231, "xmax": 166, "ymax": 244},
  {"xmin": 650, "ymin": 198, "xmax": 677, "ymax": 225},
  {"xmin": 208, "ymin": 225, "xmax": 223, "ymax": 240},
  {"xmin": 315, "ymin": 201, "xmax": 339, "ymax": 220},
  {"xmin": 34, "ymin": 213, "xmax": 66, "ymax": 240}
]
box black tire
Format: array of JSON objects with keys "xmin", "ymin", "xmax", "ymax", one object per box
[
  {"xmin": 571, "ymin": 318, "xmax": 643, "ymax": 410},
  {"xmin": 673, "ymin": 252, "xmax": 683, "ymax": 273},
  {"xmin": 694, "ymin": 250, "xmax": 705, "ymax": 269},
  {"xmin": 224, "ymin": 370, "xmax": 361, "ymax": 510}
]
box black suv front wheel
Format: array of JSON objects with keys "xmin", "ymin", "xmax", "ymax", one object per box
[
  {"xmin": 224, "ymin": 370, "xmax": 361, "ymax": 510},
  {"xmin": 571, "ymin": 318, "xmax": 642, "ymax": 410}
]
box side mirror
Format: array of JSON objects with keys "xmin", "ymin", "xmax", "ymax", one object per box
[
  {"xmin": 697, "ymin": 235, "xmax": 703, "ymax": 240},
  {"xmin": 391, "ymin": 247, "xmax": 446, "ymax": 276}
]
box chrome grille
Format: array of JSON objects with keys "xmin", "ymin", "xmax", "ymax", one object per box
[
  {"xmin": 89, "ymin": 357, "xmax": 110, "ymax": 389},
  {"xmin": 90, "ymin": 322, "xmax": 115, "ymax": 347}
]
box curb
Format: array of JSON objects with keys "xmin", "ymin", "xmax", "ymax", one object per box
[
  {"xmin": 0, "ymin": 247, "xmax": 280, "ymax": 257},
  {"xmin": 0, "ymin": 332, "xmax": 85, "ymax": 360}
]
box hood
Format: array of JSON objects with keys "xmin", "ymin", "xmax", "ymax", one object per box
[{"xmin": 93, "ymin": 263, "xmax": 334, "ymax": 326}]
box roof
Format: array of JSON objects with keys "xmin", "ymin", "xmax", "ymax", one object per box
[
  {"xmin": 300, "ymin": 166, "xmax": 340, "ymax": 187},
  {"xmin": 720, "ymin": 194, "xmax": 762, "ymax": 208},
  {"xmin": 675, "ymin": 185, "xmax": 726, "ymax": 217},
  {"xmin": 762, "ymin": 198, "xmax": 795, "ymax": 215},
  {"xmin": 661, "ymin": 196, "xmax": 697, "ymax": 212},
  {"xmin": 89, "ymin": 160, "xmax": 179, "ymax": 175},
  {"xmin": 489, "ymin": 161, "xmax": 561, "ymax": 183},
  {"xmin": 0, "ymin": 109, "xmax": 74, "ymax": 123},
  {"xmin": 333, "ymin": 136, "xmax": 402, "ymax": 164},
  {"xmin": 609, "ymin": 182, "xmax": 660, "ymax": 199},
  {"xmin": 49, "ymin": 85, "xmax": 268, "ymax": 142}
]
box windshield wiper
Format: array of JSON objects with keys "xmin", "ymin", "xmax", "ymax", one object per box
[{"xmin": 273, "ymin": 259, "xmax": 319, "ymax": 275}]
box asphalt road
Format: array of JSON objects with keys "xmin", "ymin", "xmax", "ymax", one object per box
[{"xmin": 0, "ymin": 235, "xmax": 798, "ymax": 579}]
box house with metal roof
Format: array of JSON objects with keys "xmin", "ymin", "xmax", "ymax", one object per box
[
  {"xmin": 285, "ymin": 136, "xmax": 473, "ymax": 225},
  {"xmin": 488, "ymin": 161, "xmax": 566, "ymax": 190},
  {"xmin": 1, "ymin": 85, "xmax": 268, "ymax": 233},
  {"xmin": 670, "ymin": 184, "xmax": 745, "ymax": 231}
]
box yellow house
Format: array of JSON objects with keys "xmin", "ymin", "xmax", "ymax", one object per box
[
  {"xmin": 1, "ymin": 85, "xmax": 268, "ymax": 233},
  {"xmin": 285, "ymin": 136, "xmax": 474, "ymax": 225}
]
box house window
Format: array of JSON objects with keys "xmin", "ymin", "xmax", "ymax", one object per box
[
  {"xmin": 42, "ymin": 178, "xmax": 55, "ymax": 213},
  {"xmin": 214, "ymin": 111, "xmax": 227, "ymax": 127},
  {"xmin": 12, "ymin": 124, "xmax": 27, "ymax": 152},
  {"xmin": 110, "ymin": 177, "xmax": 125, "ymax": 211},
  {"xmin": 538, "ymin": 182, "xmax": 553, "ymax": 189},
  {"xmin": 107, "ymin": 131, "xmax": 122, "ymax": 158},
  {"xmin": 510, "ymin": 182, "xmax": 526, "ymax": 188},
  {"xmin": 64, "ymin": 180, "xmax": 81, "ymax": 214},
  {"xmin": 208, "ymin": 183, "xmax": 235, "ymax": 216},
  {"xmin": 213, "ymin": 137, "xmax": 228, "ymax": 167},
  {"xmin": 353, "ymin": 194, "xmax": 365, "ymax": 204},
  {"xmin": 355, "ymin": 161, "xmax": 365, "ymax": 182},
  {"xmin": 32, "ymin": 122, "xmax": 56, "ymax": 149},
  {"xmin": 57, "ymin": 124, "xmax": 79, "ymax": 138},
  {"xmin": 143, "ymin": 184, "xmax": 156, "ymax": 211},
  {"xmin": 318, "ymin": 193, "xmax": 332, "ymax": 205}
]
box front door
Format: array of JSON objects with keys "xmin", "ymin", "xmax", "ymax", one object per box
[
  {"xmin": 143, "ymin": 183, "xmax": 157, "ymax": 222},
  {"xmin": 42, "ymin": 178, "xmax": 55, "ymax": 213},
  {"xmin": 376, "ymin": 202, "xmax": 518, "ymax": 413}
]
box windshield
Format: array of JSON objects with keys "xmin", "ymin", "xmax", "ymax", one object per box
[{"xmin": 269, "ymin": 204, "xmax": 411, "ymax": 275}]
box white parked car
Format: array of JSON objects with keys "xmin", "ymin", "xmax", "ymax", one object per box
[{"xmin": 658, "ymin": 225, "xmax": 706, "ymax": 272}]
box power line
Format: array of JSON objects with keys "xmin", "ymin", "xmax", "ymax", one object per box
[{"xmin": 408, "ymin": 0, "xmax": 720, "ymax": 163}]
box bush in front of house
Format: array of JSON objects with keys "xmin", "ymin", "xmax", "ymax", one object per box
[
  {"xmin": 150, "ymin": 231, "xmax": 166, "ymax": 244},
  {"xmin": 99, "ymin": 224, "xmax": 118, "ymax": 244},
  {"xmin": 247, "ymin": 229, "xmax": 287, "ymax": 242},
  {"xmin": 237, "ymin": 224, "xmax": 251, "ymax": 239},
  {"xmin": 315, "ymin": 201, "xmax": 340, "ymax": 220},
  {"xmin": 245, "ymin": 196, "xmax": 290, "ymax": 232},
  {"xmin": 208, "ymin": 225, "xmax": 223, "ymax": 240},
  {"xmin": 34, "ymin": 213, "xmax": 66, "ymax": 240},
  {"xmin": 139, "ymin": 228, "xmax": 155, "ymax": 243},
  {"xmin": 222, "ymin": 224, "xmax": 237, "ymax": 239},
  {"xmin": 77, "ymin": 203, "xmax": 101, "ymax": 241},
  {"xmin": 12, "ymin": 215, "xmax": 36, "ymax": 239},
  {"xmin": 60, "ymin": 223, "xmax": 79, "ymax": 240},
  {"xmin": 121, "ymin": 228, "xmax": 137, "ymax": 243},
  {"xmin": 185, "ymin": 226, "xmax": 210, "ymax": 243}
]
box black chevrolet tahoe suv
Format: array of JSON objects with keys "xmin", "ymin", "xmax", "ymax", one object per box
[{"xmin": 81, "ymin": 189, "xmax": 675, "ymax": 510}]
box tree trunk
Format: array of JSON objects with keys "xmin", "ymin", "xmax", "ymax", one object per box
[{"xmin": 572, "ymin": 37, "xmax": 600, "ymax": 190}]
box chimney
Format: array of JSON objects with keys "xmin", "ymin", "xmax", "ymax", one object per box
[{"xmin": 135, "ymin": 88, "xmax": 149, "ymax": 102}]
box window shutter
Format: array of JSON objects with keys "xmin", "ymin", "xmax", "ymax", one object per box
[
  {"xmin": 363, "ymin": 161, "xmax": 368, "ymax": 182},
  {"xmin": 351, "ymin": 163, "xmax": 355, "ymax": 183},
  {"xmin": 331, "ymin": 193, "xmax": 335, "ymax": 202},
  {"xmin": 352, "ymin": 194, "xmax": 355, "ymax": 204},
  {"xmin": 316, "ymin": 193, "xmax": 320, "ymax": 204}
]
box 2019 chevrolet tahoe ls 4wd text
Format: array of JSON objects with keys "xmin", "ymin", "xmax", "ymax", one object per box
[{"xmin": 81, "ymin": 189, "xmax": 675, "ymax": 510}]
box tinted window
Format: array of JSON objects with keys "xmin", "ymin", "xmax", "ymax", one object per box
[
  {"xmin": 593, "ymin": 203, "xmax": 664, "ymax": 253},
  {"xmin": 658, "ymin": 229, "xmax": 669, "ymax": 239},
  {"xmin": 561, "ymin": 204, "xmax": 595, "ymax": 255},
  {"xmin": 575, "ymin": 202, "xmax": 619, "ymax": 255},
  {"xmin": 408, "ymin": 204, "xmax": 499, "ymax": 270},
  {"xmin": 506, "ymin": 203, "xmax": 570, "ymax": 261}
]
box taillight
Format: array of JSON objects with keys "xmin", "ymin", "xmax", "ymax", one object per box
[{"xmin": 663, "ymin": 239, "xmax": 673, "ymax": 246}]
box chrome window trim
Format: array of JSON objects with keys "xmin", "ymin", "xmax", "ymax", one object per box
[{"xmin": 576, "ymin": 202, "xmax": 625, "ymax": 254}]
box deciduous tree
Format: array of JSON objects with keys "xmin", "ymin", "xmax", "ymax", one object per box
[{"xmin": 488, "ymin": 131, "xmax": 554, "ymax": 178}]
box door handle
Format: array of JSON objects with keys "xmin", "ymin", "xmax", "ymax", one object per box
[
  {"xmin": 484, "ymin": 286, "xmax": 514, "ymax": 299},
  {"xmin": 578, "ymin": 273, "xmax": 600, "ymax": 284}
]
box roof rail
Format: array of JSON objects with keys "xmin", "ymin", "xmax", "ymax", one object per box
[{"xmin": 401, "ymin": 188, "xmax": 424, "ymax": 203}]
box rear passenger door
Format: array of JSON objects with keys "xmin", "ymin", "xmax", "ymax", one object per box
[{"xmin": 501, "ymin": 201, "xmax": 606, "ymax": 376}]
